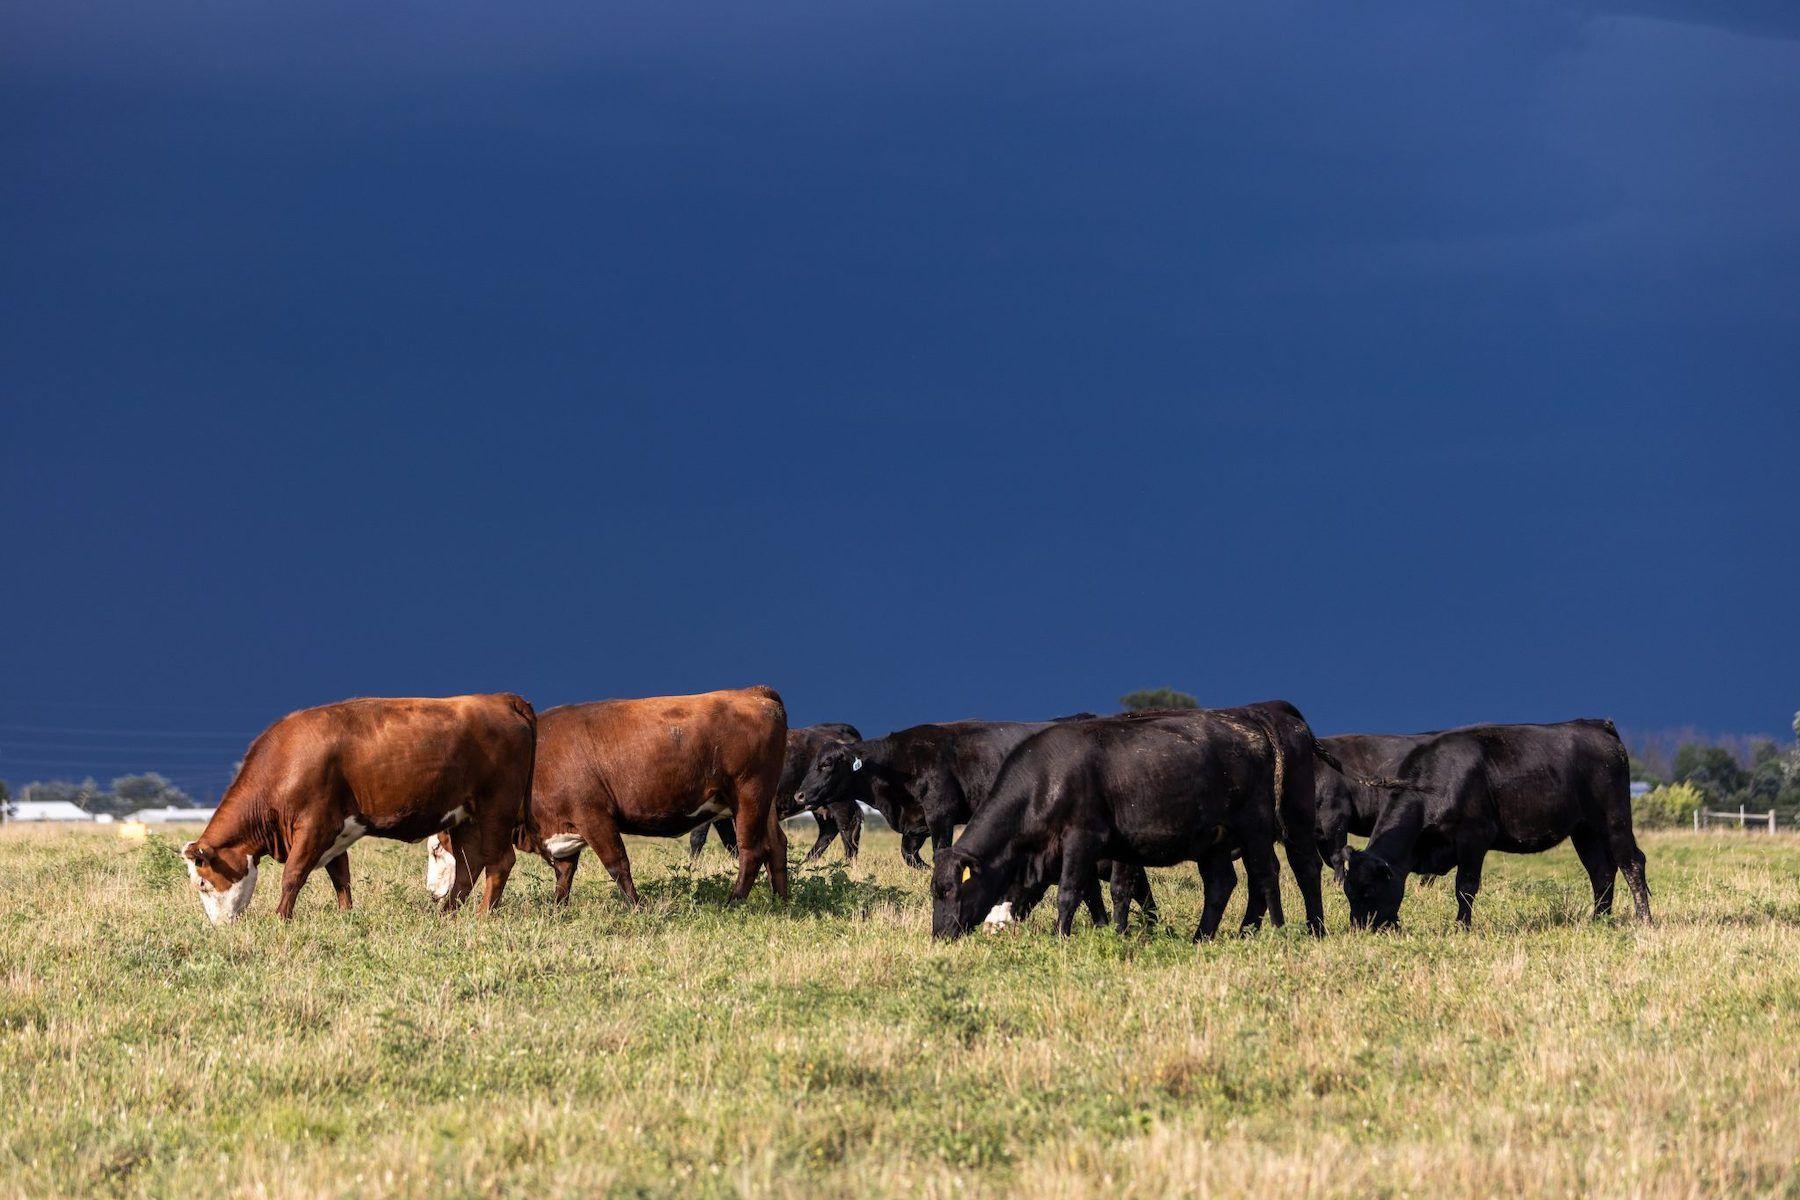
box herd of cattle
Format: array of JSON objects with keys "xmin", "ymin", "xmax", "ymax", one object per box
[{"xmin": 179, "ymin": 686, "xmax": 1653, "ymax": 936}]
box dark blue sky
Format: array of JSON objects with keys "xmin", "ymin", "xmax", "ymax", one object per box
[{"xmin": 4, "ymin": 2, "xmax": 1797, "ymax": 799}]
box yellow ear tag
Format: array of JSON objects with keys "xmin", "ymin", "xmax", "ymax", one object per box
[{"xmin": 960, "ymin": 866, "xmax": 971, "ymax": 884}]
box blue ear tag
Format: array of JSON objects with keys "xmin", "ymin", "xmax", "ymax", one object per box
[{"xmin": 851, "ymin": 757, "xmax": 863, "ymax": 772}]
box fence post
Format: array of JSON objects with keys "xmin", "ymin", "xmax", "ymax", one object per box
[
  {"xmin": 1770, "ymin": 810, "xmax": 1778, "ymax": 835},
  {"xmin": 1693, "ymin": 807, "xmax": 1699, "ymax": 832}
]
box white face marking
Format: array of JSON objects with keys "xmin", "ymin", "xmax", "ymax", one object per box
[
  {"xmin": 441, "ymin": 805, "xmax": 468, "ymax": 828},
  {"xmin": 542, "ymin": 833, "xmax": 585, "ymax": 860},
  {"xmin": 187, "ymin": 855, "xmax": 259, "ymax": 925},
  {"xmin": 317, "ymin": 817, "xmax": 366, "ymax": 866},
  {"xmin": 982, "ymin": 901, "xmax": 1014, "ymax": 928},
  {"xmin": 424, "ymin": 835, "xmax": 456, "ymax": 900}
]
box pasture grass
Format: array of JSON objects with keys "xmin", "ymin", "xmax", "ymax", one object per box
[{"xmin": 0, "ymin": 826, "xmax": 1797, "ymax": 1198}]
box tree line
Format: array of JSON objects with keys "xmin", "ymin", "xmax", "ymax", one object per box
[{"xmin": 0, "ymin": 772, "xmax": 195, "ymax": 819}]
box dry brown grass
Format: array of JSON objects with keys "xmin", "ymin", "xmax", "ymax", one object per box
[{"xmin": 0, "ymin": 826, "xmax": 1795, "ymax": 1198}]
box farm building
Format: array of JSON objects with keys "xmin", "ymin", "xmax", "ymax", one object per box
[
  {"xmin": 7, "ymin": 801, "xmax": 95, "ymax": 823},
  {"xmin": 129, "ymin": 806, "xmax": 217, "ymax": 824}
]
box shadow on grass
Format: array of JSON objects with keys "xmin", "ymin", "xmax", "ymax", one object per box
[{"xmin": 635, "ymin": 859, "xmax": 912, "ymax": 919}]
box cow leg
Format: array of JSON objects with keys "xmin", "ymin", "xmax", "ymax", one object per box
[
  {"xmin": 1569, "ymin": 825, "xmax": 1617, "ymax": 918},
  {"xmin": 928, "ymin": 820, "xmax": 955, "ymax": 866},
  {"xmin": 276, "ymin": 825, "xmax": 334, "ymax": 920},
  {"xmin": 573, "ymin": 813, "xmax": 639, "ymax": 907},
  {"xmin": 766, "ymin": 815, "xmax": 792, "ymax": 901},
  {"xmin": 728, "ymin": 789, "xmax": 778, "ymax": 903},
  {"xmin": 1053, "ymin": 838, "xmax": 1101, "ymax": 937},
  {"xmin": 1605, "ymin": 819, "xmax": 1652, "ymax": 922},
  {"xmin": 1239, "ymin": 863, "xmax": 1266, "ymax": 934},
  {"xmin": 481, "ymin": 842, "xmax": 517, "ymax": 912},
  {"xmin": 1129, "ymin": 865, "xmax": 1158, "ymax": 926},
  {"xmin": 713, "ymin": 818, "xmax": 738, "ymax": 856},
  {"xmin": 1194, "ymin": 853, "xmax": 1238, "ymax": 941},
  {"xmin": 900, "ymin": 828, "xmax": 930, "ymax": 870},
  {"xmin": 549, "ymin": 851, "xmax": 579, "ymax": 904},
  {"xmin": 801, "ymin": 809, "xmax": 839, "ymax": 865},
  {"xmin": 1083, "ymin": 876, "xmax": 1109, "ymax": 928},
  {"xmin": 456, "ymin": 817, "xmax": 516, "ymax": 916},
  {"xmin": 1241, "ymin": 839, "xmax": 1284, "ymax": 931},
  {"xmin": 835, "ymin": 800, "xmax": 863, "ymax": 861},
  {"xmin": 324, "ymin": 854, "xmax": 353, "ymax": 911},
  {"xmin": 1110, "ymin": 865, "xmax": 1134, "ymax": 933},
  {"xmin": 687, "ymin": 825, "xmax": 710, "ymax": 862},
  {"xmin": 1284, "ymin": 836, "xmax": 1327, "ymax": 938},
  {"xmin": 1453, "ymin": 847, "xmax": 1485, "ymax": 929}
]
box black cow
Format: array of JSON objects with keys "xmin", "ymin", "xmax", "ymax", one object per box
[
  {"xmin": 1314, "ymin": 732, "xmax": 1438, "ymax": 877},
  {"xmin": 794, "ymin": 714, "xmax": 1098, "ymax": 869},
  {"xmin": 689, "ymin": 722, "xmax": 864, "ymax": 864},
  {"xmin": 1342, "ymin": 719, "xmax": 1651, "ymax": 929},
  {"xmin": 932, "ymin": 704, "xmax": 1321, "ymax": 940}
]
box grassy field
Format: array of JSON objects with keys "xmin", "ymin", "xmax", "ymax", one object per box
[{"xmin": 1, "ymin": 826, "xmax": 1797, "ymax": 1199}]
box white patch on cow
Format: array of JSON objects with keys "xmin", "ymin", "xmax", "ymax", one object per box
[
  {"xmin": 318, "ymin": 817, "xmax": 366, "ymax": 866},
  {"xmin": 441, "ymin": 805, "xmax": 468, "ymax": 828},
  {"xmin": 542, "ymin": 833, "xmax": 585, "ymax": 860},
  {"xmin": 189, "ymin": 855, "xmax": 259, "ymax": 925},
  {"xmin": 424, "ymin": 835, "xmax": 456, "ymax": 901},
  {"xmin": 982, "ymin": 901, "xmax": 1014, "ymax": 928},
  {"xmin": 686, "ymin": 797, "xmax": 730, "ymax": 822}
]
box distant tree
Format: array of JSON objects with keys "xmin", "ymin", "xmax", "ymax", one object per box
[
  {"xmin": 19, "ymin": 780, "xmax": 84, "ymax": 808},
  {"xmin": 1743, "ymin": 758, "xmax": 1786, "ymax": 805},
  {"xmin": 108, "ymin": 773, "xmax": 190, "ymax": 815},
  {"xmin": 1672, "ymin": 743, "xmax": 1746, "ymax": 802},
  {"xmin": 1627, "ymin": 755, "xmax": 1664, "ymax": 787},
  {"xmin": 0, "ymin": 779, "xmax": 11, "ymax": 819},
  {"xmin": 1790, "ymin": 712, "xmax": 1800, "ymax": 783},
  {"xmin": 1120, "ymin": 687, "xmax": 1198, "ymax": 712}
]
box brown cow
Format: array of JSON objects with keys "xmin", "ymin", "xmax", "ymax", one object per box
[
  {"xmin": 182, "ymin": 693, "xmax": 536, "ymax": 923},
  {"xmin": 427, "ymin": 685, "xmax": 788, "ymax": 907}
]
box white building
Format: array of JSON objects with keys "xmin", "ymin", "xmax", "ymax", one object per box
[
  {"xmin": 8, "ymin": 801, "xmax": 96, "ymax": 823},
  {"xmin": 128, "ymin": 806, "xmax": 217, "ymax": 825}
]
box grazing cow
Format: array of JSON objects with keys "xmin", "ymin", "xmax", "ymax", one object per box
[
  {"xmin": 182, "ymin": 693, "xmax": 536, "ymax": 923},
  {"xmin": 1342, "ymin": 719, "xmax": 1651, "ymax": 929},
  {"xmin": 1313, "ymin": 732, "xmax": 1437, "ymax": 877},
  {"xmin": 931, "ymin": 706, "xmax": 1301, "ymax": 940},
  {"xmin": 793, "ymin": 713, "xmax": 1099, "ymax": 869},
  {"xmin": 687, "ymin": 722, "xmax": 864, "ymax": 864},
  {"xmin": 428, "ymin": 686, "xmax": 788, "ymax": 907},
  {"xmin": 1107, "ymin": 701, "xmax": 1331, "ymax": 936}
]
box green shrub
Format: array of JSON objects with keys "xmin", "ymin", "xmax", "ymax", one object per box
[{"xmin": 1634, "ymin": 781, "xmax": 1704, "ymax": 828}]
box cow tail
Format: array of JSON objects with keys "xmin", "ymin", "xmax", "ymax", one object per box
[
  {"xmin": 503, "ymin": 693, "xmax": 539, "ymax": 839},
  {"xmin": 1241, "ymin": 709, "xmax": 1289, "ymax": 844},
  {"xmin": 1312, "ymin": 742, "xmax": 1346, "ymax": 777}
]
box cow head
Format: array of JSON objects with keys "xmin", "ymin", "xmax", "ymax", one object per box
[
  {"xmin": 1342, "ymin": 847, "xmax": 1404, "ymax": 930},
  {"xmin": 424, "ymin": 834, "xmax": 456, "ymax": 901},
  {"xmin": 793, "ymin": 744, "xmax": 868, "ymax": 811},
  {"xmin": 182, "ymin": 841, "xmax": 259, "ymax": 924},
  {"xmin": 931, "ymin": 849, "xmax": 1008, "ymax": 940}
]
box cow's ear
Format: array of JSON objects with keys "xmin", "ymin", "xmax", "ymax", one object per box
[
  {"xmin": 183, "ymin": 841, "xmax": 210, "ymax": 867},
  {"xmin": 1370, "ymin": 857, "xmax": 1395, "ymax": 881}
]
